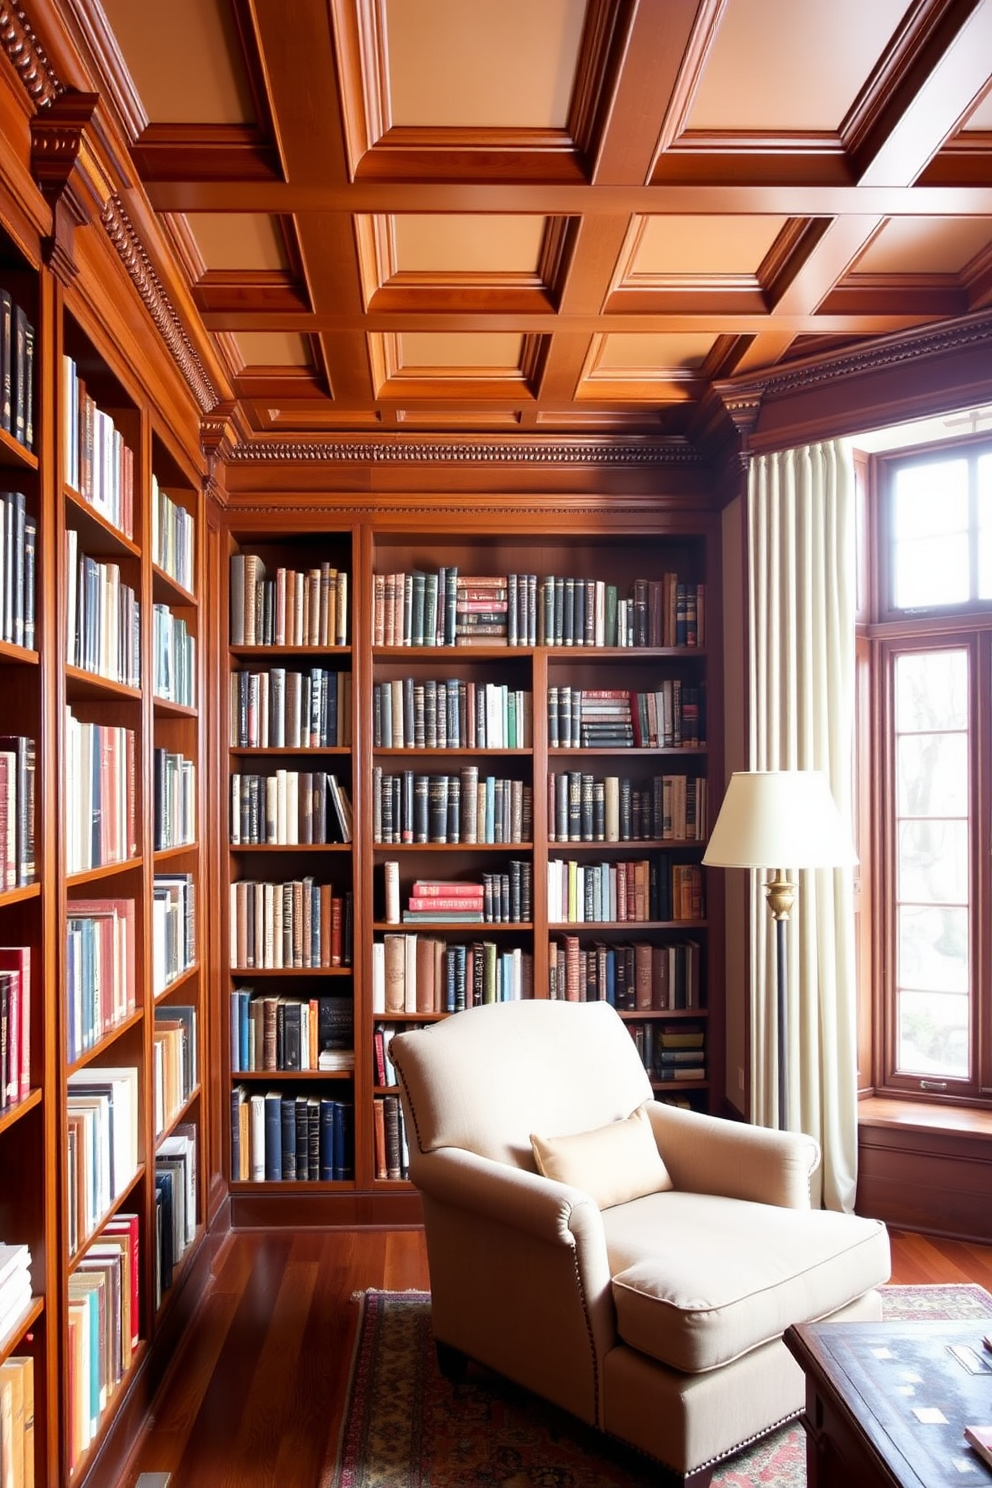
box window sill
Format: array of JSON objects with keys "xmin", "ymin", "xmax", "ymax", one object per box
[{"xmin": 858, "ymin": 1095, "xmax": 992, "ymax": 1141}]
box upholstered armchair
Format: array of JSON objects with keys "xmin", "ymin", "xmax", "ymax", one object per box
[{"xmin": 390, "ymin": 998, "xmax": 890, "ymax": 1487}]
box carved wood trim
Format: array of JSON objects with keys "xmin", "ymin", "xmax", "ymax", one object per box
[
  {"xmin": 718, "ymin": 306, "xmax": 992, "ymax": 405},
  {"xmin": 0, "ymin": 0, "xmax": 62, "ymax": 109},
  {"xmin": 100, "ymin": 192, "xmax": 220, "ymax": 413},
  {"xmin": 225, "ymin": 437, "xmax": 704, "ymax": 465}
]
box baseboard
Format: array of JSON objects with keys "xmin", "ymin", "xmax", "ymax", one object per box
[{"xmin": 228, "ymin": 1187, "xmax": 423, "ymax": 1228}]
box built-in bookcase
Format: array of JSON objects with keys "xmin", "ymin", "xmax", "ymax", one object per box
[
  {"xmin": 0, "ymin": 230, "xmax": 52, "ymax": 1488},
  {"xmin": 217, "ymin": 515, "xmax": 721, "ymax": 1212},
  {"xmin": 364, "ymin": 525, "xmax": 718, "ymax": 1184},
  {"xmin": 52, "ymin": 312, "xmax": 206, "ymax": 1485},
  {"xmin": 224, "ymin": 531, "xmax": 357, "ymax": 1194}
]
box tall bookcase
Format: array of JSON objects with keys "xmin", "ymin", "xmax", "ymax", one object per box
[
  {"xmin": 0, "ymin": 220, "xmax": 208, "ymax": 1483},
  {"xmin": 223, "ymin": 528, "xmax": 357, "ymax": 1198},
  {"xmin": 218, "ymin": 512, "xmax": 722, "ymax": 1216},
  {"xmin": 0, "ymin": 226, "xmax": 56, "ymax": 1488},
  {"xmin": 55, "ymin": 302, "xmax": 207, "ymax": 1483}
]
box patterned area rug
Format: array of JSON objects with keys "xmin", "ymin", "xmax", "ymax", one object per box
[{"xmin": 326, "ymin": 1285, "xmax": 992, "ymax": 1488}]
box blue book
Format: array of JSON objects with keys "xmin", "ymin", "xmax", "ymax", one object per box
[
  {"xmin": 264, "ymin": 1090, "xmax": 282, "ymax": 1180},
  {"xmin": 319, "ymin": 1098, "xmax": 337, "ymax": 1181}
]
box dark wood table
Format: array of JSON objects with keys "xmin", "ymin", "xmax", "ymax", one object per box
[{"xmin": 784, "ymin": 1319, "xmax": 992, "ymax": 1488}]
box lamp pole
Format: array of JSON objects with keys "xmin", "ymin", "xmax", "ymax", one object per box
[{"xmin": 764, "ymin": 872, "xmax": 796, "ymax": 1132}]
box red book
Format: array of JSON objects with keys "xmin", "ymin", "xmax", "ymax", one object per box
[
  {"xmin": 0, "ymin": 945, "xmax": 28, "ymax": 1103},
  {"xmin": 102, "ymin": 1211, "xmax": 141, "ymax": 1349},
  {"xmin": 407, "ymin": 897, "xmax": 484, "ymax": 913},
  {"xmin": 411, "ymin": 881, "xmax": 484, "ymax": 898},
  {"xmin": 330, "ymin": 895, "xmax": 343, "ymax": 967}
]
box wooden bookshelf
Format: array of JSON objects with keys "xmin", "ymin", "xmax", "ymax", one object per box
[
  {"xmin": 222, "ymin": 531, "xmax": 357, "ymax": 1196},
  {"xmin": 0, "ymin": 230, "xmax": 54, "ymax": 1488},
  {"xmin": 216, "ymin": 516, "xmax": 723, "ymax": 1219}
]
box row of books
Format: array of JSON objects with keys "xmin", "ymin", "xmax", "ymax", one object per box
[
  {"xmin": 153, "ymin": 748, "xmax": 196, "ymax": 851},
  {"xmin": 153, "ymin": 1006, "xmax": 197, "ymax": 1137},
  {"xmin": 384, "ymin": 866, "xmax": 534, "ymax": 926},
  {"xmin": 0, "ymin": 1242, "xmax": 31, "ymax": 1344},
  {"xmin": 547, "ymin": 857, "xmax": 693, "ymax": 925},
  {"xmin": 370, "ymin": 568, "xmax": 706, "ymax": 650},
  {"xmin": 230, "ymin": 666, "xmax": 352, "ymax": 749},
  {"xmin": 230, "ymin": 1088, "xmax": 354, "ymax": 1182},
  {"xmin": 373, "ymin": 677, "xmax": 532, "ymax": 750},
  {"xmin": 230, "ymin": 769, "xmax": 353, "ymax": 845},
  {"xmin": 65, "ymin": 1213, "xmax": 139, "ymax": 1473},
  {"xmin": 153, "ymin": 873, "xmax": 196, "ymax": 995},
  {"xmin": 64, "ymin": 713, "xmax": 137, "ymax": 874},
  {"xmin": 229, "ymin": 880, "xmax": 354, "ymax": 970},
  {"xmin": 0, "ymin": 734, "xmax": 35, "ymax": 888},
  {"xmin": 539, "ymin": 574, "xmax": 704, "ymax": 650},
  {"xmin": 66, "ymin": 899, "xmax": 136, "ymax": 1063},
  {"xmin": 0, "ymin": 946, "xmax": 29, "ymax": 1109},
  {"xmin": 373, "ymin": 768, "xmax": 532, "ymax": 846},
  {"xmin": 152, "ymin": 604, "xmax": 196, "ymax": 707},
  {"xmin": 548, "ymin": 772, "xmax": 707, "ymax": 844},
  {"xmin": 155, "ymin": 1125, "xmax": 197, "ymax": 1302},
  {"xmin": 548, "ymin": 683, "xmax": 705, "ymax": 750},
  {"xmin": 373, "ymin": 934, "xmax": 533, "ymax": 1014},
  {"xmin": 549, "ymin": 935, "xmax": 702, "ymax": 1010},
  {"xmin": 372, "ymin": 568, "xmax": 521, "ymax": 648},
  {"xmin": 65, "ymin": 534, "xmax": 141, "ymax": 686},
  {"xmin": 63, "ymin": 354, "xmax": 133, "ymax": 537},
  {"xmin": 230, "ymin": 554, "xmax": 349, "ymax": 648},
  {"xmin": 151, "ymin": 475, "xmax": 195, "ymax": 592},
  {"xmin": 66, "ymin": 1067, "xmax": 140, "ymax": 1256},
  {"xmin": 628, "ymin": 1020, "xmax": 706, "ymax": 1082},
  {"xmin": 0, "ymin": 1352, "xmax": 33, "ymax": 1488},
  {"xmin": 1, "ymin": 289, "xmax": 34, "ymax": 451},
  {"xmin": 553, "ymin": 857, "xmax": 703, "ymax": 923},
  {"xmin": 0, "ymin": 490, "xmax": 36, "ymax": 650},
  {"xmin": 229, "ymin": 990, "xmax": 354, "ymax": 1073},
  {"xmin": 373, "ymin": 1093, "xmax": 408, "ymax": 1180}
]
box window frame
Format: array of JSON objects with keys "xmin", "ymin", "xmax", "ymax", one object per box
[{"xmin": 863, "ymin": 434, "xmax": 992, "ymax": 1111}]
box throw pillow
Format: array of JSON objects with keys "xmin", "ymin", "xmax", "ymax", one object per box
[{"xmin": 530, "ymin": 1103, "xmax": 672, "ymax": 1208}]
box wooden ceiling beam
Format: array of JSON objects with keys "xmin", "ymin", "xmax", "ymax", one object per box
[
  {"xmin": 146, "ymin": 180, "xmax": 992, "ymax": 214},
  {"xmin": 590, "ymin": 0, "xmax": 711, "ymax": 185},
  {"xmin": 199, "ymin": 310, "xmax": 936, "ymax": 336}
]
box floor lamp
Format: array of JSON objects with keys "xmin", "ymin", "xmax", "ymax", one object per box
[{"xmin": 702, "ymin": 770, "xmax": 858, "ymax": 1130}]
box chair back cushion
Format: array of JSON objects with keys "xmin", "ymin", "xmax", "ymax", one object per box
[{"xmin": 390, "ymin": 999, "xmax": 652, "ymax": 1169}]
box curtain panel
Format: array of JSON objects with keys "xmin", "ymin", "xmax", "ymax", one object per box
[{"xmin": 746, "ymin": 439, "xmax": 858, "ymax": 1211}]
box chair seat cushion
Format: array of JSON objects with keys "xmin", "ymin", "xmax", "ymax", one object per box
[{"xmin": 604, "ymin": 1191, "xmax": 890, "ymax": 1374}]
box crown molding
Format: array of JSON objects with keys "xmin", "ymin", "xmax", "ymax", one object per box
[
  {"xmin": 226, "ymin": 436, "xmax": 705, "ymax": 466},
  {"xmin": 716, "ymin": 307, "xmax": 992, "ymax": 409},
  {"xmin": 100, "ymin": 192, "xmax": 220, "ymax": 413},
  {"xmin": 0, "ymin": 0, "xmax": 62, "ymax": 108}
]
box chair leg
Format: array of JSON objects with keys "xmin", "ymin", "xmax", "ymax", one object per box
[{"xmin": 435, "ymin": 1340, "xmax": 470, "ymax": 1381}]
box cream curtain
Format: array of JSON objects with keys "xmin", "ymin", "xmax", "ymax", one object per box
[{"xmin": 747, "ymin": 439, "xmax": 858, "ymax": 1211}]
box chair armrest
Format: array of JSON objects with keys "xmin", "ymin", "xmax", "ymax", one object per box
[
  {"xmin": 410, "ymin": 1144, "xmax": 606, "ymax": 1248},
  {"xmin": 644, "ymin": 1100, "xmax": 820, "ymax": 1209}
]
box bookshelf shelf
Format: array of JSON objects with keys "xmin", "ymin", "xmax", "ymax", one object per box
[
  {"xmin": 0, "ymin": 427, "xmax": 38, "ymax": 470},
  {"xmin": 0, "ymin": 1088, "xmax": 43, "ymax": 1136}
]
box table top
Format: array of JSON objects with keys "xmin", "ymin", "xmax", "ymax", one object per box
[{"xmin": 785, "ymin": 1319, "xmax": 992, "ymax": 1488}]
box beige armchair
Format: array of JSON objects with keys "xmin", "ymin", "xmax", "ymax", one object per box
[{"xmin": 390, "ymin": 998, "xmax": 890, "ymax": 1487}]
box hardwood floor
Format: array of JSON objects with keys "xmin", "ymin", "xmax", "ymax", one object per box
[{"xmin": 119, "ymin": 1225, "xmax": 992, "ymax": 1488}]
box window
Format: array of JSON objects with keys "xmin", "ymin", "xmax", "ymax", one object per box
[{"xmin": 864, "ymin": 439, "xmax": 992, "ymax": 1104}]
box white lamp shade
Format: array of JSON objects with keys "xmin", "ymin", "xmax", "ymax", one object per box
[{"xmin": 702, "ymin": 770, "xmax": 858, "ymax": 870}]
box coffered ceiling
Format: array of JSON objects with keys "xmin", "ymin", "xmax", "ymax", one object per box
[{"xmin": 49, "ymin": 0, "xmax": 992, "ymax": 448}]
